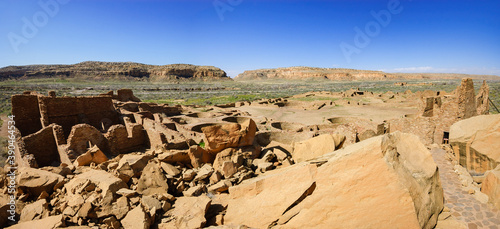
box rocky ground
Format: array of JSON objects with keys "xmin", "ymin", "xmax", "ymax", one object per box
[{"xmin": 1, "ymin": 78, "xmax": 500, "ymax": 229}]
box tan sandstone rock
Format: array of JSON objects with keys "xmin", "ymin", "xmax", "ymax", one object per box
[
  {"xmin": 121, "ymin": 205, "xmax": 150, "ymax": 229},
  {"xmin": 277, "ymin": 133, "xmax": 443, "ymax": 229},
  {"xmin": 117, "ymin": 154, "xmax": 151, "ymax": 177},
  {"xmin": 476, "ymin": 80, "xmax": 490, "ymax": 115},
  {"xmin": 188, "ymin": 145, "xmax": 214, "ymax": 168},
  {"xmin": 201, "ymin": 119, "xmax": 257, "ymax": 153},
  {"xmin": 6, "ymin": 215, "xmax": 64, "ymax": 229},
  {"xmin": 161, "ymin": 195, "xmax": 212, "ymax": 229},
  {"xmin": 160, "ymin": 162, "xmax": 181, "ymax": 176},
  {"xmin": 74, "ymin": 145, "xmax": 108, "ymax": 167},
  {"xmin": 226, "ymin": 132, "xmax": 443, "ymax": 229},
  {"xmin": 450, "ymin": 114, "xmax": 500, "ymax": 173},
  {"xmin": 20, "ymin": 199, "xmax": 49, "ymax": 222},
  {"xmin": 65, "ymin": 169, "xmax": 127, "ymax": 205},
  {"xmin": 224, "ymin": 163, "xmax": 317, "ymax": 228},
  {"xmin": 481, "ymin": 165, "xmax": 500, "ymax": 209},
  {"xmin": 292, "ymin": 134, "xmax": 344, "ymax": 163},
  {"xmin": 137, "ymin": 161, "xmax": 169, "ymax": 196},
  {"xmin": 17, "ymin": 167, "xmax": 64, "ymax": 198},
  {"xmin": 456, "ymin": 78, "xmax": 477, "ymax": 119}
]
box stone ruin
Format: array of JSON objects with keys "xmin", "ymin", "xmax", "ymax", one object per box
[
  {"xmin": 388, "ymin": 78, "xmax": 490, "ymax": 145},
  {"xmin": 11, "ymin": 89, "xmax": 153, "ymax": 168},
  {"xmin": 2, "ymin": 79, "xmax": 499, "ymax": 228},
  {"xmin": 239, "ymin": 78, "xmax": 490, "ymax": 147}
]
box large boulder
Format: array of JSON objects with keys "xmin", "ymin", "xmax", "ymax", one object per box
[
  {"xmin": 117, "ymin": 154, "xmax": 151, "ymax": 177},
  {"xmin": 74, "ymin": 145, "xmax": 108, "ymax": 167},
  {"xmin": 188, "ymin": 145, "xmax": 214, "ymax": 168},
  {"xmin": 450, "ymin": 114, "xmax": 500, "ymax": 174},
  {"xmin": 160, "ymin": 195, "xmax": 212, "ymax": 229},
  {"xmin": 201, "ymin": 119, "xmax": 257, "ymax": 153},
  {"xmin": 224, "ymin": 163, "xmax": 317, "ymax": 228},
  {"xmin": 121, "ymin": 205, "xmax": 150, "ymax": 229},
  {"xmin": 6, "ymin": 215, "xmax": 64, "ymax": 229},
  {"xmin": 64, "ymin": 169, "xmax": 127, "ymax": 205},
  {"xmin": 481, "ymin": 165, "xmax": 500, "ymax": 209},
  {"xmin": 136, "ymin": 161, "xmax": 169, "ymax": 196},
  {"xmin": 292, "ymin": 134, "xmax": 345, "ymax": 163},
  {"xmin": 224, "ymin": 132, "xmax": 443, "ymax": 229},
  {"xmin": 17, "ymin": 167, "xmax": 64, "ymax": 198},
  {"xmin": 20, "ymin": 199, "xmax": 49, "ymax": 222}
]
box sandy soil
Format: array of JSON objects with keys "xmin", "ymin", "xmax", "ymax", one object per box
[{"xmin": 237, "ymin": 103, "xmax": 417, "ymax": 126}]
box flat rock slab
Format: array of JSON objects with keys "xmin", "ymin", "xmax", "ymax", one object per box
[
  {"xmin": 224, "ymin": 163, "xmax": 317, "ymax": 228},
  {"xmin": 225, "ymin": 132, "xmax": 443, "ymax": 229}
]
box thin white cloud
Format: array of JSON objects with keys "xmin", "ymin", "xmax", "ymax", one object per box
[
  {"xmin": 392, "ymin": 66, "xmax": 434, "ymax": 72},
  {"xmin": 387, "ymin": 67, "xmax": 500, "ymax": 76}
]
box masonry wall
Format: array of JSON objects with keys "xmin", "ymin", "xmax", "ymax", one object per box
[
  {"xmin": 12, "ymin": 94, "xmax": 42, "ymax": 136},
  {"xmin": 38, "ymin": 96, "xmax": 120, "ymax": 137},
  {"xmin": 138, "ymin": 103, "xmax": 182, "ymax": 116},
  {"xmin": 106, "ymin": 123, "xmax": 146, "ymax": 155},
  {"xmin": 20, "ymin": 125, "xmax": 60, "ymax": 167}
]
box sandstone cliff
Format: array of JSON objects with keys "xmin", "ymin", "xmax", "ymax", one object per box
[
  {"xmin": 0, "ymin": 61, "xmax": 228, "ymax": 80},
  {"xmin": 235, "ymin": 67, "xmax": 499, "ymax": 81}
]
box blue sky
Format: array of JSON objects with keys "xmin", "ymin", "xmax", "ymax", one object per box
[{"xmin": 1, "ymin": 0, "xmax": 499, "ymax": 77}]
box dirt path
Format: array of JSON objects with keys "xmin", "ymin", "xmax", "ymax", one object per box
[
  {"xmin": 0, "ymin": 114, "xmax": 8, "ymax": 137},
  {"xmin": 431, "ymin": 148, "xmax": 500, "ymax": 229}
]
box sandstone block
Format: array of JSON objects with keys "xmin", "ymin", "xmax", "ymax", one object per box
[
  {"xmin": 121, "ymin": 205, "xmax": 150, "ymax": 229},
  {"xmin": 292, "ymin": 134, "xmax": 344, "ymax": 163},
  {"xmin": 481, "ymin": 165, "xmax": 500, "ymax": 209}
]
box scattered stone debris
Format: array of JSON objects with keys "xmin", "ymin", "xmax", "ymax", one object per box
[{"xmin": 1, "ymin": 79, "xmax": 497, "ymax": 228}]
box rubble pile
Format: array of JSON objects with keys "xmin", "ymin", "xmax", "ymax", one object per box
[{"xmin": 1, "ymin": 78, "xmax": 497, "ymax": 228}]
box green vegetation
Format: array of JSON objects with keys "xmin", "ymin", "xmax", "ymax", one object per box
[
  {"xmin": 0, "ymin": 136, "xmax": 7, "ymax": 167},
  {"xmin": 0, "ymin": 117, "xmax": 6, "ymax": 167},
  {"xmin": 489, "ymin": 83, "xmax": 500, "ymax": 114},
  {"xmin": 288, "ymin": 96, "xmax": 340, "ymax": 102},
  {"xmin": 144, "ymin": 94, "xmax": 267, "ymax": 106}
]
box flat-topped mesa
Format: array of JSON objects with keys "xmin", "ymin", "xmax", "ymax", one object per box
[
  {"xmin": 0, "ymin": 61, "xmax": 228, "ymax": 80},
  {"xmin": 235, "ymin": 67, "xmax": 393, "ymax": 80},
  {"xmin": 235, "ymin": 66, "xmax": 500, "ymax": 81}
]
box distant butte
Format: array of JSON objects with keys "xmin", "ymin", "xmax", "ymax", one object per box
[
  {"xmin": 0, "ymin": 61, "xmax": 229, "ymax": 80},
  {"xmin": 234, "ymin": 66, "xmax": 500, "ymax": 81}
]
